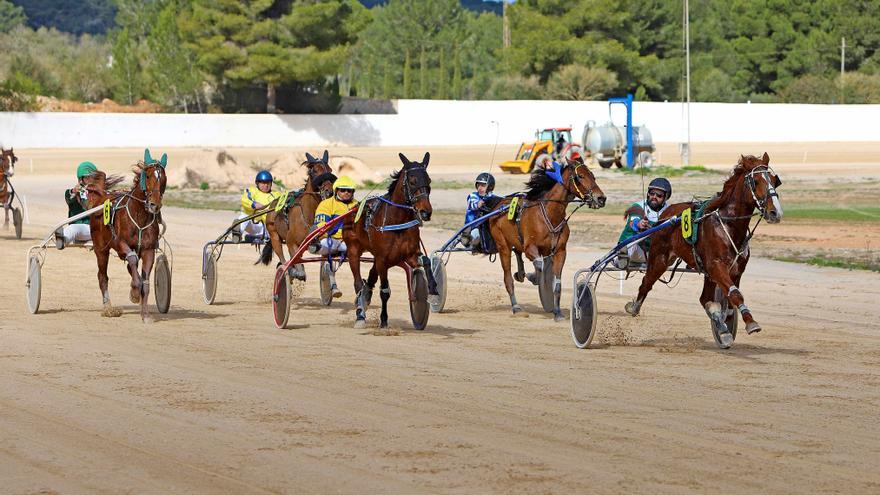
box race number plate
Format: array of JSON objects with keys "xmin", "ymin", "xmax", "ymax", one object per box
[
  {"xmin": 681, "ymin": 207, "xmax": 692, "ymax": 238},
  {"xmin": 103, "ymin": 199, "xmax": 111, "ymax": 225},
  {"xmin": 508, "ymin": 197, "xmax": 519, "ymax": 220},
  {"xmin": 275, "ymin": 192, "xmax": 289, "ymax": 212}
]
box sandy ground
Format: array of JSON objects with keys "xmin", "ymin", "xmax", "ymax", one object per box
[{"xmin": 1, "ymin": 145, "xmax": 879, "ymax": 494}]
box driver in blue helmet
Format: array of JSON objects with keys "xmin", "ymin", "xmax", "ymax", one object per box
[
  {"xmin": 459, "ymin": 172, "xmax": 496, "ymax": 250},
  {"xmin": 235, "ymin": 170, "xmax": 281, "ymax": 243},
  {"xmin": 616, "ymin": 177, "xmax": 672, "ymax": 267}
]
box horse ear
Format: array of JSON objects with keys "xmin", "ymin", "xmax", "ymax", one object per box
[
  {"xmin": 305, "ymin": 152, "xmax": 316, "ymax": 163},
  {"xmin": 422, "ymin": 152, "xmax": 430, "ymax": 167},
  {"xmin": 398, "ymin": 153, "xmax": 410, "ymax": 166},
  {"xmin": 322, "ymin": 150, "xmax": 329, "ymax": 163},
  {"xmin": 160, "ymin": 153, "xmax": 168, "ymax": 168},
  {"xmin": 762, "ymin": 152, "xmax": 770, "ymax": 165},
  {"xmin": 144, "ymin": 148, "xmax": 153, "ymax": 164}
]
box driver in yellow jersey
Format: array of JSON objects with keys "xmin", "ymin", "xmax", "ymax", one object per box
[
  {"xmin": 309, "ymin": 176, "xmax": 358, "ymax": 298},
  {"xmin": 235, "ymin": 170, "xmax": 281, "ymax": 243}
]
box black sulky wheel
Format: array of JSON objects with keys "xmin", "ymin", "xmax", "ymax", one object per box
[
  {"xmin": 26, "ymin": 255, "xmax": 41, "ymax": 314},
  {"xmin": 538, "ymin": 257, "xmax": 556, "ymax": 313},
  {"xmin": 570, "ymin": 279, "xmax": 598, "ymax": 348},
  {"xmin": 13, "ymin": 207, "xmax": 22, "ymax": 239},
  {"xmin": 428, "ymin": 253, "xmax": 447, "ymax": 313},
  {"xmin": 154, "ymin": 254, "xmax": 171, "ymax": 314},
  {"xmin": 202, "ymin": 255, "xmax": 218, "ymax": 305},
  {"xmin": 319, "ymin": 261, "xmax": 333, "ymax": 306},
  {"xmin": 273, "ymin": 265, "xmax": 291, "ymax": 329},
  {"xmin": 409, "ymin": 268, "xmax": 430, "ymax": 330},
  {"xmin": 711, "ymin": 286, "xmax": 738, "ymax": 348}
]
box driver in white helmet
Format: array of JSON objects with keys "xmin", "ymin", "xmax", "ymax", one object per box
[{"xmin": 617, "ymin": 177, "xmax": 672, "ymax": 268}]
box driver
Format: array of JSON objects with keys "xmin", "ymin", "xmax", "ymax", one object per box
[
  {"xmin": 235, "ymin": 170, "xmax": 281, "ymax": 243},
  {"xmin": 617, "ymin": 177, "xmax": 672, "ymax": 267},
  {"xmin": 56, "ymin": 161, "xmax": 98, "ymax": 249},
  {"xmin": 309, "ymin": 176, "xmax": 359, "ymax": 298}
]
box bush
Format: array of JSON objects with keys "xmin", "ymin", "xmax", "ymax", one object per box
[
  {"xmin": 838, "ymin": 72, "xmax": 880, "ymax": 104},
  {"xmin": 779, "ymin": 75, "xmax": 837, "ymax": 103},
  {"xmin": 544, "ymin": 65, "xmax": 618, "ymax": 101},
  {"xmin": 484, "ymin": 74, "xmax": 543, "ymax": 100},
  {"xmin": 0, "ymin": 74, "xmax": 39, "ymax": 111}
]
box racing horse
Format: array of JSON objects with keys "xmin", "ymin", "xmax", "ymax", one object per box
[
  {"xmin": 259, "ymin": 150, "xmax": 336, "ymax": 279},
  {"xmin": 343, "ymin": 152, "xmax": 435, "ymax": 329},
  {"xmin": 84, "ymin": 149, "xmax": 168, "ymax": 322},
  {"xmin": 1, "ymin": 147, "xmax": 17, "ymax": 229},
  {"xmin": 488, "ymin": 156, "xmax": 606, "ymax": 320},
  {"xmin": 625, "ymin": 153, "xmax": 783, "ymax": 347}
]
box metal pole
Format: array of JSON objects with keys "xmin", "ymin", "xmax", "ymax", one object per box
[{"xmin": 684, "ymin": 0, "xmax": 691, "ymax": 166}]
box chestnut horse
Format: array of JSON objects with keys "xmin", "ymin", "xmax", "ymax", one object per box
[
  {"xmin": 85, "ymin": 149, "xmax": 168, "ymax": 322},
  {"xmin": 625, "ymin": 153, "xmax": 783, "ymax": 347},
  {"xmin": 1, "ymin": 147, "xmax": 17, "ymax": 229},
  {"xmin": 260, "ymin": 150, "xmax": 336, "ymax": 279},
  {"xmin": 343, "ymin": 152, "xmax": 435, "ymax": 329},
  {"xmin": 487, "ymin": 157, "xmax": 606, "ymax": 320}
]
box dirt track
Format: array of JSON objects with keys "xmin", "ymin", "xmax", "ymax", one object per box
[{"xmin": 1, "ymin": 145, "xmax": 879, "ymax": 494}]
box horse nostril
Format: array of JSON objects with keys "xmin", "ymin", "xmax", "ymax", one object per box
[
  {"xmin": 420, "ymin": 210, "xmax": 432, "ymax": 222},
  {"xmin": 597, "ymin": 196, "xmax": 607, "ymax": 207}
]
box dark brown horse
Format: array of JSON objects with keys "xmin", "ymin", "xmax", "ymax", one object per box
[
  {"xmin": 1, "ymin": 147, "xmax": 17, "ymax": 229},
  {"xmin": 625, "ymin": 153, "xmax": 783, "ymax": 347},
  {"xmin": 260, "ymin": 150, "xmax": 336, "ymax": 279},
  {"xmin": 343, "ymin": 152, "xmax": 434, "ymax": 329},
  {"xmin": 487, "ymin": 157, "xmax": 606, "ymax": 320},
  {"xmin": 85, "ymin": 149, "xmax": 168, "ymax": 322}
]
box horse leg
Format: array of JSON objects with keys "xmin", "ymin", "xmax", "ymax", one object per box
[
  {"xmin": 123, "ymin": 250, "xmax": 142, "ymax": 304},
  {"xmin": 284, "ymin": 222, "xmax": 307, "ymax": 282},
  {"xmin": 497, "ymin": 240, "xmax": 525, "ymax": 315},
  {"xmin": 707, "ymin": 261, "xmax": 761, "ymax": 335},
  {"xmin": 2, "ymin": 205, "xmax": 8, "ymax": 229},
  {"xmin": 514, "ymin": 250, "xmax": 526, "ymax": 282},
  {"xmin": 378, "ymin": 266, "xmax": 391, "ymax": 329},
  {"xmin": 550, "ymin": 247, "xmax": 567, "ymax": 321},
  {"xmin": 348, "ymin": 246, "xmax": 367, "ymax": 328},
  {"xmin": 625, "ymin": 251, "xmax": 669, "ymax": 316},
  {"xmin": 97, "ymin": 249, "xmax": 121, "ymax": 317},
  {"xmin": 363, "ymin": 267, "xmax": 377, "ymax": 307},
  {"xmin": 139, "ymin": 250, "xmax": 155, "ymax": 323},
  {"xmin": 523, "ymin": 244, "xmax": 543, "ymax": 286}
]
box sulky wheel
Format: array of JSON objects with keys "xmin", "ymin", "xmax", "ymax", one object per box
[
  {"xmin": 711, "ymin": 286, "xmax": 738, "ymax": 348},
  {"xmin": 26, "ymin": 255, "xmax": 41, "ymax": 314},
  {"xmin": 409, "ymin": 268, "xmax": 430, "ymax": 331},
  {"xmin": 202, "ymin": 255, "xmax": 218, "ymax": 305},
  {"xmin": 319, "ymin": 261, "xmax": 333, "ymax": 306},
  {"xmin": 538, "ymin": 257, "xmax": 556, "ymax": 313},
  {"xmin": 570, "ymin": 279, "xmax": 598, "ymax": 348},
  {"xmin": 273, "ymin": 265, "xmax": 292, "ymax": 329},
  {"xmin": 428, "ymin": 253, "xmax": 447, "ymax": 313},
  {"xmin": 13, "ymin": 207, "xmax": 22, "ymax": 239},
  {"xmin": 154, "ymin": 254, "xmax": 172, "ymax": 314}
]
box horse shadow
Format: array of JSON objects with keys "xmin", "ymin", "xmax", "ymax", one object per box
[
  {"xmin": 143, "ymin": 307, "xmax": 228, "ymax": 321},
  {"xmin": 637, "ymin": 336, "xmax": 811, "ymax": 360}
]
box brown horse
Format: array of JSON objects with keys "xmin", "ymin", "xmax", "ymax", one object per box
[
  {"xmin": 85, "ymin": 149, "xmax": 168, "ymax": 322},
  {"xmin": 1, "ymin": 147, "xmax": 17, "ymax": 229},
  {"xmin": 487, "ymin": 157, "xmax": 606, "ymax": 320},
  {"xmin": 625, "ymin": 153, "xmax": 783, "ymax": 347},
  {"xmin": 343, "ymin": 152, "xmax": 434, "ymax": 329},
  {"xmin": 260, "ymin": 150, "xmax": 336, "ymax": 279}
]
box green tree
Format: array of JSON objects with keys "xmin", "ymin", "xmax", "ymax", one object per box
[
  {"xmin": 452, "ymin": 47, "xmax": 462, "ymax": 99},
  {"xmin": 419, "ymin": 46, "xmax": 427, "ymax": 98},
  {"xmin": 146, "ymin": 2, "xmax": 203, "ymax": 112},
  {"xmin": 437, "ymin": 47, "xmax": 447, "ymax": 99},
  {"xmin": 545, "ymin": 65, "xmax": 618, "ymax": 101},
  {"xmin": 484, "ymin": 74, "xmax": 542, "ymax": 100},
  {"xmin": 402, "ymin": 48, "xmax": 412, "ymax": 99},
  {"xmin": 0, "ymin": 1, "xmax": 27, "ymax": 33},
  {"xmin": 109, "ymin": 27, "xmax": 142, "ymax": 105}
]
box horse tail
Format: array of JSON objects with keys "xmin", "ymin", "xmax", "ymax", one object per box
[{"xmin": 256, "ymin": 242, "xmax": 274, "ymax": 265}]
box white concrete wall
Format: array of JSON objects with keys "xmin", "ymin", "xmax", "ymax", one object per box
[{"xmin": 2, "ymin": 100, "xmax": 879, "ymax": 148}]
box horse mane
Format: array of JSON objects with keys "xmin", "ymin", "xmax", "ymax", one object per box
[
  {"xmin": 524, "ymin": 167, "xmax": 558, "ymax": 201},
  {"xmin": 706, "ymin": 155, "xmax": 765, "ymax": 210},
  {"xmin": 386, "ymin": 168, "xmax": 402, "ymax": 196}
]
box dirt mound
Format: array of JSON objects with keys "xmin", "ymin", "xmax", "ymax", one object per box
[
  {"xmin": 37, "ymin": 96, "xmax": 163, "ymax": 113},
  {"xmin": 166, "ymin": 150, "xmax": 376, "ymax": 190}
]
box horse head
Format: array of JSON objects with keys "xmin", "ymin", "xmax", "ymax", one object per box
[
  {"xmin": 303, "ymin": 150, "xmax": 335, "ymax": 199},
  {"xmin": 396, "ymin": 152, "xmax": 433, "ymax": 222},
  {"xmin": 562, "ymin": 148, "xmax": 605, "ymax": 209},
  {"xmin": 139, "ymin": 149, "xmax": 168, "ymax": 214},
  {"xmin": 740, "ymin": 152, "xmax": 783, "ymax": 223},
  {"xmin": 0, "ymin": 147, "xmax": 16, "ymax": 177}
]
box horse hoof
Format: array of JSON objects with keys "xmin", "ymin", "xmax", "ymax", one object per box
[
  {"xmin": 129, "ymin": 288, "xmax": 140, "ymax": 304},
  {"xmin": 746, "ymin": 322, "xmax": 762, "ymax": 334},
  {"xmin": 553, "ymin": 312, "xmax": 565, "ymax": 322},
  {"xmin": 512, "ymin": 306, "xmax": 529, "ymax": 317},
  {"xmin": 624, "ymin": 301, "xmax": 640, "ymax": 317},
  {"xmin": 331, "ymin": 286, "xmax": 342, "ymax": 299},
  {"xmin": 514, "ymin": 272, "xmax": 525, "ymax": 283},
  {"xmin": 142, "ymin": 315, "xmax": 154, "ymax": 324},
  {"xmin": 354, "ymin": 319, "xmax": 366, "ymax": 329},
  {"xmin": 526, "ymin": 272, "xmax": 539, "ymax": 285},
  {"xmin": 102, "ymin": 306, "xmax": 122, "ymax": 318},
  {"xmin": 718, "ymin": 331, "xmax": 733, "ymax": 349}
]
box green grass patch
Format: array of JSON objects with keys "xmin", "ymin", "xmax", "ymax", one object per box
[
  {"xmin": 783, "ymin": 205, "xmax": 880, "ymax": 222},
  {"xmin": 612, "ymin": 164, "xmax": 724, "ymax": 177},
  {"xmin": 774, "ymin": 252, "xmax": 880, "ymax": 272},
  {"xmin": 164, "ymin": 190, "xmax": 239, "ymax": 211},
  {"xmin": 359, "ymin": 178, "xmax": 471, "ymax": 190}
]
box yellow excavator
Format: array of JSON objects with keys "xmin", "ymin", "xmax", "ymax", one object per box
[{"xmin": 498, "ymin": 127, "xmax": 573, "ymax": 174}]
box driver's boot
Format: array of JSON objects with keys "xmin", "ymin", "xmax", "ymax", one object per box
[{"xmin": 55, "ymin": 227, "xmax": 65, "ymax": 250}]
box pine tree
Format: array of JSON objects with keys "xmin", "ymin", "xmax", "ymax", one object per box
[
  {"xmin": 419, "ymin": 46, "xmax": 427, "ymax": 99},
  {"xmin": 403, "ymin": 49, "xmax": 412, "ymax": 99},
  {"xmin": 452, "ymin": 46, "xmax": 462, "ymax": 100},
  {"xmin": 437, "ymin": 47, "xmax": 447, "ymax": 99}
]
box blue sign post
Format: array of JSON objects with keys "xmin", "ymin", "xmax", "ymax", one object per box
[{"xmin": 608, "ymin": 94, "xmax": 635, "ymax": 169}]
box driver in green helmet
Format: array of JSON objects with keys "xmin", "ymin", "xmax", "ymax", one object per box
[{"xmin": 56, "ymin": 161, "xmax": 98, "ymax": 249}]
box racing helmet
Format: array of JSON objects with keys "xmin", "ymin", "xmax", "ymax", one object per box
[
  {"xmin": 76, "ymin": 161, "xmax": 97, "ymax": 179},
  {"xmin": 333, "ymin": 176, "xmax": 356, "ymax": 192},
  {"xmin": 255, "ymin": 170, "xmax": 273, "ymax": 184},
  {"xmin": 474, "ymin": 172, "xmax": 496, "ymax": 192},
  {"xmin": 647, "ymin": 177, "xmax": 672, "ymax": 199}
]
